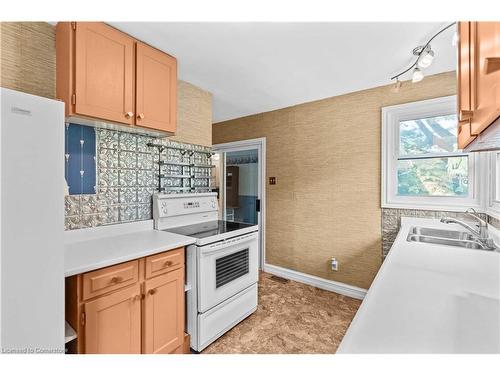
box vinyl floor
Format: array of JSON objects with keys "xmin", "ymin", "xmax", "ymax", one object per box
[{"xmin": 202, "ymin": 272, "xmax": 362, "ymax": 354}]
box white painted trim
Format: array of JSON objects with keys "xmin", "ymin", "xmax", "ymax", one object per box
[
  {"xmin": 212, "ymin": 137, "xmax": 267, "ymax": 152},
  {"xmin": 486, "ymin": 150, "xmax": 500, "ymax": 220},
  {"xmin": 212, "ymin": 138, "xmax": 267, "ymax": 270},
  {"xmin": 381, "ymin": 95, "xmax": 486, "ymax": 211},
  {"xmin": 263, "ymin": 264, "xmax": 367, "ymax": 300}
]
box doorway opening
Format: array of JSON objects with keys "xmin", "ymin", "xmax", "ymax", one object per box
[{"xmin": 212, "ymin": 138, "xmax": 266, "ymax": 269}]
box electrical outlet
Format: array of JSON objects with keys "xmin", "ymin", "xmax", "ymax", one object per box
[
  {"xmin": 331, "ymin": 257, "xmax": 339, "ymax": 271},
  {"xmin": 269, "ymin": 177, "xmax": 277, "ymax": 185}
]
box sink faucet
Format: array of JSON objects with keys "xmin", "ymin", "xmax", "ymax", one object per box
[{"xmin": 440, "ymin": 208, "xmax": 496, "ymax": 249}]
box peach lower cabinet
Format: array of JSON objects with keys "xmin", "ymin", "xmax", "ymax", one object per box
[{"xmin": 65, "ymin": 247, "xmax": 190, "ymax": 354}]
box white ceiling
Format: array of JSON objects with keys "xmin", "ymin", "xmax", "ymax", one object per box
[{"xmin": 110, "ymin": 22, "xmax": 457, "ymax": 123}]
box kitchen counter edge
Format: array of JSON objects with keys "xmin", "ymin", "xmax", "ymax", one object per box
[{"xmin": 64, "ymin": 228, "xmax": 196, "ymax": 277}]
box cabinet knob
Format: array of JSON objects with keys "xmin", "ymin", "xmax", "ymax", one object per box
[
  {"xmin": 147, "ymin": 288, "xmax": 157, "ymax": 296},
  {"xmin": 164, "ymin": 260, "xmax": 173, "ymax": 268},
  {"xmin": 110, "ymin": 276, "xmax": 123, "ymax": 284},
  {"xmin": 137, "ymin": 113, "xmax": 145, "ymax": 120},
  {"xmin": 132, "ymin": 294, "xmax": 141, "ymax": 301},
  {"xmin": 125, "ymin": 111, "xmax": 134, "ymax": 119}
]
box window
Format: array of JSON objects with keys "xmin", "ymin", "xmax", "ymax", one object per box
[
  {"xmin": 398, "ymin": 114, "xmax": 468, "ymax": 197},
  {"xmin": 382, "ymin": 96, "xmax": 484, "ymax": 211}
]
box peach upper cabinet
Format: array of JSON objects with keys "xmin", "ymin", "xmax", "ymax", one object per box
[
  {"xmin": 457, "ymin": 22, "xmax": 476, "ymax": 148},
  {"xmin": 457, "ymin": 21, "xmax": 500, "ymax": 149},
  {"xmin": 136, "ymin": 42, "xmax": 177, "ymax": 133},
  {"xmin": 56, "ymin": 22, "xmax": 177, "ymax": 135}
]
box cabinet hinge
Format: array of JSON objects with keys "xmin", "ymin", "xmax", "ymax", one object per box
[
  {"xmin": 80, "ymin": 312, "xmax": 86, "ymax": 326},
  {"xmin": 71, "ymin": 22, "xmax": 76, "ymax": 30},
  {"xmin": 71, "ymin": 94, "xmax": 76, "ymax": 105}
]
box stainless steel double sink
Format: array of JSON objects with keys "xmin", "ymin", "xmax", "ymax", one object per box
[{"xmin": 407, "ymin": 226, "xmax": 489, "ymax": 250}]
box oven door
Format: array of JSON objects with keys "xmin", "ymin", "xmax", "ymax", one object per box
[{"xmin": 197, "ymin": 231, "xmax": 258, "ymax": 313}]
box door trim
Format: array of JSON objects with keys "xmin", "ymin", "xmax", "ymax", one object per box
[{"xmin": 212, "ymin": 137, "xmax": 266, "ymax": 270}]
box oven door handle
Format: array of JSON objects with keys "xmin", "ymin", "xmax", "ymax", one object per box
[{"xmin": 199, "ymin": 232, "xmax": 258, "ymax": 255}]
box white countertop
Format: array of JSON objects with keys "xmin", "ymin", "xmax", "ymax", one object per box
[
  {"xmin": 64, "ymin": 220, "xmax": 196, "ymax": 276},
  {"xmin": 338, "ymin": 217, "xmax": 500, "ymax": 354}
]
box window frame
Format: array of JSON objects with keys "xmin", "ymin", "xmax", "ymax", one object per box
[
  {"xmin": 487, "ymin": 151, "xmax": 500, "ymax": 219},
  {"xmin": 381, "ymin": 95, "xmax": 485, "ymax": 211}
]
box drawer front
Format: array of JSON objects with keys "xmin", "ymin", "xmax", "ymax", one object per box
[
  {"xmin": 83, "ymin": 260, "xmax": 139, "ymax": 300},
  {"xmin": 145, "ymin": 248, "xmax": 184, "ymax": 279},
  {"xmin": 197, "ymin": 283, "xmax": 257, "ymax": 351}
]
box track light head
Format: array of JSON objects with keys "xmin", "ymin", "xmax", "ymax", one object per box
[
  {"xmin": 418, "ymin": 49, "xmax": 434, "ymax": 68},
  {"xmin": 412, "ymin": 67, "xmax": 424, "ymax": 83},
  {"xmin": 413, "ymin": 45, "xmax": 435, "ymax": 68}
]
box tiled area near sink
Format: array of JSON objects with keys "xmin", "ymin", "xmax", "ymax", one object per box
[{"xmin": 381, "ymin": 208, "xmax": 494, "ymax": 257}]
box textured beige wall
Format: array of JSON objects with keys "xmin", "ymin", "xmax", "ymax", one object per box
[
  {"xmin": 213, "ymin": 71, "xmax": 457, "ymax": 289},
  {"xmin": 0, "ymin": 22, "xmax": 56, "ymax": 98},
  {"xmin": 0, "ymin": 22, "xmax": 213, "ymax": 146},
  {"xmin": 170, "ymin": 80, "xmax": 213, "ymax": 146}
]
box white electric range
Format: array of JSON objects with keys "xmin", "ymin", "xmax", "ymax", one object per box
[{"xmin": 153, "ymin": 192, "xmax": 259, "ymax": 352}]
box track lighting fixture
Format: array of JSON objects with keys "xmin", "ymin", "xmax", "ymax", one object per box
[{"xmin": 391, "ymin": 22, "xmax": 456, "ymax": 86}]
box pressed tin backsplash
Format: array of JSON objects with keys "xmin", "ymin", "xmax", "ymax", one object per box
[
  {"xmin": 65, "ymin": 127, "xmax": 212, "ymax": 230},
  {"xmin": 381, "ymin": 208, "xmax": 498, "ymax": 258}
]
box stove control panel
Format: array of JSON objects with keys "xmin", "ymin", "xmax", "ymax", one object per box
[
  {"xmin": 153, "ymin": 192, "xmax": 218, "ymax": 226},
  {"xmin": 183, "ymin": 201, "xmax": 201, "ymax": 209}
]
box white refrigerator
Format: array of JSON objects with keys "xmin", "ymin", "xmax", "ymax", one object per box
[{"xmin": 0, "ymin": 88, "xmax": 65, "ymax": 353}]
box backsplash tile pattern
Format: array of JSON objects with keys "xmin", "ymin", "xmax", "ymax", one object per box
[
  {"xmin": 487, "ymin": 215, "xmax": 500, "ymax": 229},
  {"xmin": 65, "ymin": 128, "xmax": 212, "ymax": 230},
  {"xmin": 381, "ymin": 208, "xmax": 492, "ymax": 257}
]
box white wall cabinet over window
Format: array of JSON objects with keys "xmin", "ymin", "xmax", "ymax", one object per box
[{"xmin": 382, "ymin": 96, "xmax": 485, "ymax": 211}]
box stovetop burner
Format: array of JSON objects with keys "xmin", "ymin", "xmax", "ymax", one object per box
[{"xmin": 164, "ymin": 220, "xmax": 256, "ymax": 239}]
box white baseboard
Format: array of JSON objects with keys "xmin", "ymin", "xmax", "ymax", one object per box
[{"xmin": 263, "ymin": 264, "xmax": 367, "ymax": 300}]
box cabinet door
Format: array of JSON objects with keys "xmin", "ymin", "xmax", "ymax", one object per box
[
  {"xmin": 458, "ymin": 22, "xmax": 472, "ymax": 121},
  {"xmin": 75, "ymin": 22, "xmax": 135, "ymax": 125},
  {"xmin": 136, "ymin": 42, "xmax": 177, "ymax": 133},
  {"xmin": 457, "ymin": 22, "xmax": 476, "ymax": 149},
  {"xmin": 84, "ymin": 284, "xmax": 142, "ymax": 354},
  {"xmin": 143, "ymin": 268, "xmax": 184, "ymax": 354},
  {"xmin": 458, "ymin": 120, "xmax": 476, "ymax": 149},
  {"xmin": 470, "ymin": 22, "xmax": 500, "ymax": 135}
]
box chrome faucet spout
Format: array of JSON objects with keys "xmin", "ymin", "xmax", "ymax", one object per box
[
  {"xmin": 440, "ymin": 209, "xmax": 496, "ymax": 250},
  {"xmin": 464, "ymin": 208, "xmax": 489, "ymax": 239},
  {"xmin": 439, "ymin": 218, "xmax": 481, "ymax": 237}
]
